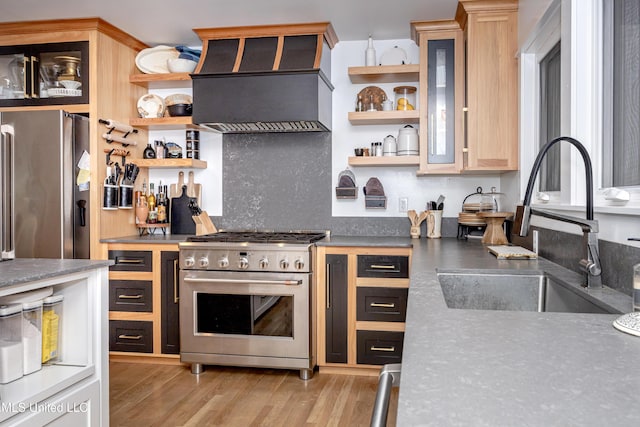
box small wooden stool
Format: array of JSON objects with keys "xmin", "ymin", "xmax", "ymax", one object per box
[{"xmin": 477, "ymin": 212, "xmax": 513, "ymax": 245}]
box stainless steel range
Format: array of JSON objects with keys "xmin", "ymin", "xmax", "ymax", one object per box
[{"xmin": 178, "ymin": 230, "xmax": 327, "ymax": 380}]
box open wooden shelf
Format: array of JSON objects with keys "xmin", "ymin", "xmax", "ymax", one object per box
[
  {"xmin": 129, "ymin": 73, "xmax": 192, "ymax": 89},
  {"xmin": 129, "ymin": 116, "xmax": 202, "ymax": 130},
  {"xmin": 348, "ymin": 155, "xmax": 420, "ymax": 167},
  {"xmin": 134, "ymin": 158, "xmax": 207, "ymax": 169},
  {"xmin": 348, "ymin": 110, "xmax": 420, "ymax": 125},
  {"xmin": 348, "ymin": 64, "xmax": 420, "ymax": 83}
]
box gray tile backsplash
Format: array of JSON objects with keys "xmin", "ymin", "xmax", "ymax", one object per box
[{"xmin": 210, "ymin": 132, "xmax": 459, "ymax": 239}]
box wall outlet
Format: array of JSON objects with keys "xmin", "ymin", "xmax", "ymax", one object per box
[{"xmin": 399, "ymin": 197, "xmax": 408, "ymax": 213}]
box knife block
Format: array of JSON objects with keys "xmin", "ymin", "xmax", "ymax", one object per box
[{"xmin": 192, "ymin": 211, "xmax": 217, "ymax": 235}]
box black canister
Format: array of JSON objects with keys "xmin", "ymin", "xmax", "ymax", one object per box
[
  {"xmin": 103, "ymin": 182, "xmax": 118, "ymax": 210},
  {"xmin": 118, "ymin": 184, "xmax": 133, "ymax": 209}
]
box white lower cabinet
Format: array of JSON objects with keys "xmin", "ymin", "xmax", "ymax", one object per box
[{"xmin": 0, "ymin": 265, "xmax": 109, "ymax": 426}]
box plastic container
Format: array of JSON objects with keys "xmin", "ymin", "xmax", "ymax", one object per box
[
  {"xmin": 42, "ymin": 295, "xmax": 63, "ymax": 364},
  {"xmin": 394, "ymin": 86, "xmax": 417, "ymax": 111},
  {"xmin": 0, "ymin": 304, "xmax": 24, "ymax": 384},
  {"xmin": 22, "ymin": 300, "xmax": 42, "ymax": 375}
]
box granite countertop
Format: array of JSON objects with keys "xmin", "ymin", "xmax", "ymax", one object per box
[
  {"xmin": 383, "ymin": 237, "xmax": 640, "ymax": 426},
  {"xmin": 0, "ymin": 258, "xmax": 112, "ymax": 290},
  {"xmin": 100, "ymin": 234, "xmax": 193, "ymax": 244}
]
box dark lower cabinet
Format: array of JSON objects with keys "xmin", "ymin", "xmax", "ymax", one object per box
[
  {"xmin": 161, "ymin": 251, "xmax": 180, "ymax": 354},
  {"xmin": 325, "ymin": 254, "xmax": 348, "ymax": 363},
  {"xmin": 109, "ymin": 320, "xmax": 153, "ymax": 353},
  {"xmin": 357, "ymin": 330, "xmax": 404, "ymax": 365}
]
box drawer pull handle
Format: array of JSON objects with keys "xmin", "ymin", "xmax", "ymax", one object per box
[
  {"xmin": 369, "ymin": 264, "xmax": 397, "ymax": 270},
  {"xmin": 118, "ymin": 334, "xmax": 142, "ymax": 340},
  {"xmin": 370, "ymin": 302, "xmax": 395, "ymax": 308},
  {"xmin": 326, "ymin": 264, "xmax": 331, "ymax": 309},
  {"xmin": 118, "ymin": 294, "xmax": 143, "ymax": 300},
  {"xmin": 116, "ymin": 258, "xmax": 144, "ymax": 264},
  {"xmin": 371, "ymin": 346, "xmax": 396, "ymax": 352}
]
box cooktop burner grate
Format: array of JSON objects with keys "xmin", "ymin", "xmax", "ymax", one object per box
[{"xmin": 187, "ymin": 231, "xmax": 328, "ymax": 244}]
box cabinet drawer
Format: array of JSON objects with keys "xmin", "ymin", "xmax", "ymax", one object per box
[
  {"xmin": 109, "ymin": 320, "xmax": 153, "ymax": 353},
  {"xmin": 109, "ymin": 280, "xmax": 153, "ymax": 312},
  {"xmin": 357, "ymin": 255, "xmax": 409, "ymax": 278},
  {"xmin": 108, "ymin": 250, "xmax": 152, "ymax": 272},
  {"xmin": 357, "ymin": 330, "xmax": 404, "ymax": 365},
  {"xmin": 357, "ymin": 287, "xmax": 408, "ymax": 322}
]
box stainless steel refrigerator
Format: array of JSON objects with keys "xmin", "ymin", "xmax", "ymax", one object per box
[{"xmin": 1, "ymin": 110, "xmax": 90, "ymax": 260}]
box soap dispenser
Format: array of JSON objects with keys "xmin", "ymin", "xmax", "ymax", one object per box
[{"xmin": 365, "ymin": 35, "xmax": 376, "ymax": 66}]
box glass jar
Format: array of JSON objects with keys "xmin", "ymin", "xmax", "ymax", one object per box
[
  {"xmin": 42, "ymin": 295, "xmax": 63, "ymax": 364},
  {"xmin": 394, "ymin": 86, "xmax": 417, "ymax": 111},
  {"xmin": 22, "ymin": 300, "xmax": 42, "ymax": 375},
  {"xmin": 0, "ymin": 304, "xmax": 23, "ymax": 384}
]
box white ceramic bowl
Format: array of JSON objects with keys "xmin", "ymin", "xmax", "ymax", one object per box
[
  {"xmin": 59, "ymin": 80, "xmax": 81, "ymax": 90},
  {"xmin": 167, "ymin": 58, "xmax": 197, "ymax": 73}
]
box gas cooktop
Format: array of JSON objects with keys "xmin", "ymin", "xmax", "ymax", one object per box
[{"xmin": 186, "ymin": 230, "xmax": 328, "ymax": 244}]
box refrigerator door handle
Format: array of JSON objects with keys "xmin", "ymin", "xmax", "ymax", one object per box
[
  {"xmin": 1, "ymin": 124, "xmax": 15, "ymax": 260},
  {"xmin": 77, "ymin": 200, "xmax": 87, "ymax": 227}
]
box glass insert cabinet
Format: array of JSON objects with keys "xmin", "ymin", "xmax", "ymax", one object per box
[
  {"xmin": 412, "ymin": 21, "xmax": 464, "ymax": 174},
  {"xmin": 0, "ymin": 41, "xmax": 88, "ymax": 106}
]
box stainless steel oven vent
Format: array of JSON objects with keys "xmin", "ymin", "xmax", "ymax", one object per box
[
  {"xmin": 200, "ymin": 120, "xmax": 326, "ymax": 133},
  {"xmin": 190, "ymin": 23, "xmax": 337, "ymax": 134}
]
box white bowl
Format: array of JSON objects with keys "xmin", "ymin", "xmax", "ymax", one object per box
[
  {"xmin": 167, "ymin": 58, "xmax": 197, "ymax": 73},
  {"xmin": 59, "ymin": 80, "xmax": 81, "ymax": 90}
]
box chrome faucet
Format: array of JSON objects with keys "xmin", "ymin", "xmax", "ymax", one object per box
[{"xmin": 514, "ymin": 136, "xmax": 602, "ymax": 288}]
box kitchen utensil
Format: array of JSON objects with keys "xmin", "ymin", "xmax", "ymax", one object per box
[
  {"xmin": 394, "ymin": 86, "xmax": 416, "ymax": 110},
  {"xmin": 426, "ymin": 209, "xmax": 442, "ymax": 239},
  {"xmin": 383, "ymin": 135, "xmax": 397, "ymax": 156},
  {"xmin": 137, "ymin": 94, "xmax": 165, "ymax": 118},
  {"xmin": 186, "ymin": 171, "xmax": 202, "ymax": 206},
  {"xmin": 167, "ymin": 58, "xmax": 197, "ymax": 73},
  {"xmin": 135, "ymin": 45, "xmax": 179, "ymax": 74},
  {"xmin": 170, "ymin": 185, "xmax": 196, "ymax": 235},
  {"xmin": 397, "ymin": 125, "xmax": 419, "ymax": 155},
  {"xmin": 166, "ymin": 103, "xmax": 192, "ymax": 117},
  {"xmin": 357, "ymin": 86, "xmax": 387, "ymax": 111},
  {"xmin": 169, "ymin": 171, "xmax": 185, "ymax": 200},
  {"xmin": 379, "ymin": 46, "xmax": 409, "ymax": 65}
]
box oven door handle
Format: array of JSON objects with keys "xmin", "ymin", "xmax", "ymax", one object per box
[{"xmin": 183, "ymin": 277, "xmax": 303, "ymax": 286}]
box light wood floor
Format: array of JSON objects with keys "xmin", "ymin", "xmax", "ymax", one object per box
[{"xmin": 109, "ymin": 361, "xmax": 398, "ymax": 426}]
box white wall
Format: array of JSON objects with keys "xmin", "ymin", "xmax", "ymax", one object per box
[
  {"xmin": 148, "ymin": 38, "xmax": 504, "ymax": 220},
  {"xmin": 331, "ymin": 39, "xmax": 501, "ymax": 218}
]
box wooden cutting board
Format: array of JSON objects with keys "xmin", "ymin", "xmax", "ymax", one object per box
[
  {"xmin": 170, "ymin": 185, "xmax": 196, "ymax": 235},
  {"xmin": 169, "ymin": 171, "xmax": 185, "ymax": 200},
  {"xmin": 487, "ymin": 245, "xmax": 538, "ymax": 260},
  {"xmin": 186, "ymin": 171, "xmax": 202, "ymax": 206}
]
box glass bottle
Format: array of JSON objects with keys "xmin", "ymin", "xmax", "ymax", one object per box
[
  {"xmin": 157, "ymin": 183, "xmax": 167, "ymax": 223},
  {"xmin": 143, "ymin": 143, "xmax": 156, "ymax": 159},
  {"xmin": 147, "ymin": 183, "xmax": 156, "ymax": 214}
]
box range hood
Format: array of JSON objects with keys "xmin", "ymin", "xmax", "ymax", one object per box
[{"xmin": 191, "ymin": 23, "xmax": 337, "ymax": 133}]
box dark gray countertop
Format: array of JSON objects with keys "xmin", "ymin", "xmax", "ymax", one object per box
[
  {"xmin": 393, "ymin": 238, "xmax": 640, "ymax": 426},
  {"xmin": 100, "ymin": 234, "xmax": 192, "ymax": 244},
  {"xmin": 0, "ymin": 258, "xmax": 111, "ymax": 289}
]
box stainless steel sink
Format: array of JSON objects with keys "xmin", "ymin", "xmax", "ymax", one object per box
[{"xmin": 437, "ymin": 272, "xmax": 621, "ymax": 314}]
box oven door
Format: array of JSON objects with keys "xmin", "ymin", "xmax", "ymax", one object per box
[{"xmin": 180, "ymin": 270, "xmax": 312, "ymax": 367}]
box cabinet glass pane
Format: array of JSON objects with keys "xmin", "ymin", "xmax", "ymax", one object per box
[
  {"xmin": 39, "ymin": 48, "xmax": 83, "ymax": 100},
  {"xmin": 427, "ymin": 39, "xmax": 455, "ymax": 164},
  {"xmin": 0, "ymin": 53, "xmax": 27, "ymax": 100},
  {"xmin": 0, "ymin": 42, "xmax": 87, "ymax": 106}
]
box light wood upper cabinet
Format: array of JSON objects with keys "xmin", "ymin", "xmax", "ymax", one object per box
[
  {"xmin": 0, "ymin": 18, "xmax": 150, "ymax": 258},
  {"xmin": 411, "ymin": 20, "xmax": 465, "ymax": 175},
  {"xmin": 456, "ymin": 0, "xmax": 519, "ymax": 172}
]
